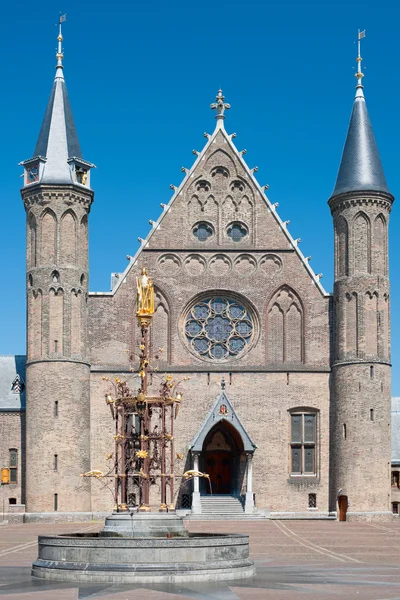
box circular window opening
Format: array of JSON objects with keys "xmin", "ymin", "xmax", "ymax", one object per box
[
  {"xmin": 193, "ymin": 221, "xmax": 214, "ymax": 242},
  {"xmin": 227, "ymin": 222, "xmax": 248, "ymax": 242},
  {"xmin": 184, "ymin": 296, "xmax": 255, "ymax": 361}
]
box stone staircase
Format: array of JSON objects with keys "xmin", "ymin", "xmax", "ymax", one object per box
[
  {"xmin": 186, "ymin": 495, "xmax": 265, "ymax": 520},
  {"xmin": 201, "ymin": 495, "xmax": 244, "ymax": 516}
]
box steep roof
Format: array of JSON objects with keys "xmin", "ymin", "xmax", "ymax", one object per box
[
  {"xmin": 331, "ymin": 47, "xmax": 390, "ymax": 198},
  {"xmin": 90, "ymin": 91, "xmax": 328, "ymax": 298},
  {"xmin": 0, "ymin": 356, "xmax": 26, "ymax": 412},
  {"xmin": 20, "ymin": 22, "xmax": 94, "ymax": 186}
]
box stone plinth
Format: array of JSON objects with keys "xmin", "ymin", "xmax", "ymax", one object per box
[{"xmin": 101, "ymin": 512, "xmax": 188, "ymax": 537}]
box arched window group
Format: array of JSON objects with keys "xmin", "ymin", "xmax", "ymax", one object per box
[
  {"xmin": 335, "ymin": 212, "xmax": 387, "ymax": 277},
  {"xmin": 267, "ymin": 286, "xmax": 304, "ymax": 364},
  {"xmin": 341, "ymin": 290, "xmax": 389, "ymax": 360},
  {"xmin": 27, "ymin": 208, "xmax": 88, "ymax": 268}
]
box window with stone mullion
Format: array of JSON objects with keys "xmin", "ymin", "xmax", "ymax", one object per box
[{"xmin": 290, "ymin": 414, "xmax": 316, "ymax": 475}]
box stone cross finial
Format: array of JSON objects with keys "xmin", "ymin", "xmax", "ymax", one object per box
[{"xmin": 211, "ymin": 89, "xmax": 231, "ymax": 121}]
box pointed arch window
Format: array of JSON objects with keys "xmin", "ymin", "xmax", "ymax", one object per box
[
  {"xmin": 336, "ymin": 216, "xmax": 348, "ymax": 277},
  {"xmin": 353, "ymin": 212, "xmax": 370, "ymax": 274},
  {"xmin": 267, "ymin": 286, "xmax": 304, "ymax": 364}
]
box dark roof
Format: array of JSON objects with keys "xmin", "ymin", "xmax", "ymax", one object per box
[
  {"xmin": 331, "ymin": 91, "xmax": 390, "ymax": 197},
  {"xmin": 34, "ymin": 78, "xmax": 82, "ymax": 161},
  {"xmin": 0, "ymin": 356, "xmax": 26, "ymax": 412}
]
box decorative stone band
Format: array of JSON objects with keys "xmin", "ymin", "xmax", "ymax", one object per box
[
  {"xmin": 328, "ymin": 191, "xmax": 393, "ymax": 216},
  {"xmin": 21, "ymin": 187, "xmax": 94, "ymax": 211}
]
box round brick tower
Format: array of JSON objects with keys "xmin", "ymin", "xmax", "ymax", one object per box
[
  {"xmin": 329, "ymin": 40, "xmax": 394, "ymax": 520},
  {"xmin": 20, "ymin": 24, "xmax": 95, "ymax": 514}
]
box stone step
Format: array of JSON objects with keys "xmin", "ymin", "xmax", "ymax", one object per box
[
  {"xmin": 185, "ymin": 514, "xmax": 266, "ymax": 520},
  {"xmin": 200, "ymin": 496, "xmax": 244, "ymax": 515},
  {"xmin": 201, "ymin": 509, "xmax": 244, "ymax": 514}
]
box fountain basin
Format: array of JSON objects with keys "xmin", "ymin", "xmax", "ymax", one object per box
[
  {"xmin": 32, "ymin": 532, "xmax": 255, "ymax": 583},
  {"xmin": 101, "ymin": 512, "xmax": 189, "ymax": 537}
]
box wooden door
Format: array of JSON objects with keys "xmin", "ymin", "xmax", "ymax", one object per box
[
  {"xmin": 338, "ymin": 495, "xmax": 348, "ymax": 521},
  {"xmin": 205, "ymin": 451, "xmax": 232, "ymax": 494}
]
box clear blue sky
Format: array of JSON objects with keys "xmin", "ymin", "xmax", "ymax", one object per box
[{"xmin": 1, "ymin": 1, "xmax": 399, "ymax": 390}]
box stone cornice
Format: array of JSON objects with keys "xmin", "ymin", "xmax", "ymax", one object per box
[
  {"xmin": 26, "ymin": 358, "xmax": 91, "ymax": 368},
  {"xmin": 328, "ymin": 190, "xmax": 393, "ymax": 216},
  {"xmin": 90, "ymin": 364, "xmax": 331, "ymax": 374},
  {"xmin": 21, "ymin": 184, "xmax": 94, "ymax": 212},
  {"xmin": 332, "ymin": 359, "xmax": 391, "ymax": 368}
]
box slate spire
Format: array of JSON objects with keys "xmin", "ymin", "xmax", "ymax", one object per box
[
  {"xmin": 331, "ymin": 33, "xmax": 390, "ymax": 198},
  {"xmin": 21, "ymin": 18, "xmax": 94, "ymax": 187}
]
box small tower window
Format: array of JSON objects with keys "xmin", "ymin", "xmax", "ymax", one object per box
[
  {"xmin": 75, "ymin": 167, "xmax": 88, "ymax": 185},
  {"xmin": 391, "ymin": 471, "xmax": 399, "ymax": 488},
  {"xmin": 51, "ymin": 270, "xmax": 59, "ymax": 283},
  {"xmin": 54, "ymin": 454, "xmax": 58, "ymax": 471},
  {"xmin": 25, "ymin": 163, "xmax": 39, "ymax": 184},
  {"xmin": 54, "ymin": 493, "xmax": 58, "ymax": 511},
  {"xmin": 54, "ymin": 400, "xmax": 59, "ymax": 417},
  {"xmin": 343, "ymin": 423, "xmax": 347, "ymax": 439},
  {"xmin": 370, "ymin": 408, "xmax": 374, "ymax": 421},
  {"xmin": 370, "ymin": 365, "xmax": 374, "ymax": 379}
]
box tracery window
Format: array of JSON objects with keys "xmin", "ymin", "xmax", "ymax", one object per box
[
  {"xmin": 227, "ymin": 221, "xmax": 248, "ymax": 242},
  {"xmin": 185, "ymin": 296, "xmax": 254, "ymax": 360},
  {"xmin": 290, "ymin": 412, "xmax": 317, "ymax": 475},
  {"xmin": 193, "ymin": 221, "xmax": 214, "ymax": 242}
]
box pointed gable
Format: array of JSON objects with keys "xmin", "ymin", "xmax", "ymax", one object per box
[
  {"xmin": 99, "ymin": 93, "xmax": 327, "ymax": 298},
  {"xmin": 190, "ymin": 387, "xmax": 256, "ymax": 453}
]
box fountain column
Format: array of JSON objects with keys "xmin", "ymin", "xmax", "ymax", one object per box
[{"xmin": 191, "ymin": 452, "xmax": 202, "ymax": 514}]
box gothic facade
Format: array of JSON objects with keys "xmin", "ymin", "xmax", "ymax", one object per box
[{"xmin": 0, "ymin": 32, "xmax": 395, "ymax": 521}]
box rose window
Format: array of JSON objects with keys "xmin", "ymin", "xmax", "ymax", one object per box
[{"xmin": 185, "ymin": 296, "xmax": 254, "ymax": 360}]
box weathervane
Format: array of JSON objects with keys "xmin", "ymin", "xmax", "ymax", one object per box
[
  {"xmin": 56, "ymin": 13, "xmax": 66, "ymax": 73},
  {"xmin": 355, "ymin": 29, "xmax": 366, "ymax": 90},
  {"xmin": 211, "ymin": 89, "xmax": 231, "ymax": 120}
]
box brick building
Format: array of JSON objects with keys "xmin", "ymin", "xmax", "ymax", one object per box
[{"xmin": 0, "ymin": 28, "xmax": 396, "ymax": 521}]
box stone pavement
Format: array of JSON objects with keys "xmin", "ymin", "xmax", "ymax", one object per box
[{"xmin": 1, "ymin": 519, "xmax": 400, "ymax": 598}]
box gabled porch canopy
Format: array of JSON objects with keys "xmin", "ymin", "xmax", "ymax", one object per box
[{"xmin": 190, "ymin": 385, "xmax": 257, "ymax": 454}]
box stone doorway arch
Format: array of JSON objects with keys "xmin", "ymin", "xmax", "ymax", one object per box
[
  {"xmin": 189, "ymin": 383, "xmax": 257, "ymax": 514},
  {"xmin": 203, "ymin": 422, "xmax": 244, "ymax": 495}
]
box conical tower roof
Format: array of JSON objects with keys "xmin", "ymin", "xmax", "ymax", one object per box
[
  {"xmin": 21, "ymin": 19, "xmax": 94, "ymax": 187},
  {"xmin": 332, "ymin": 35, "xmax": 390, "ymax": 198}
]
